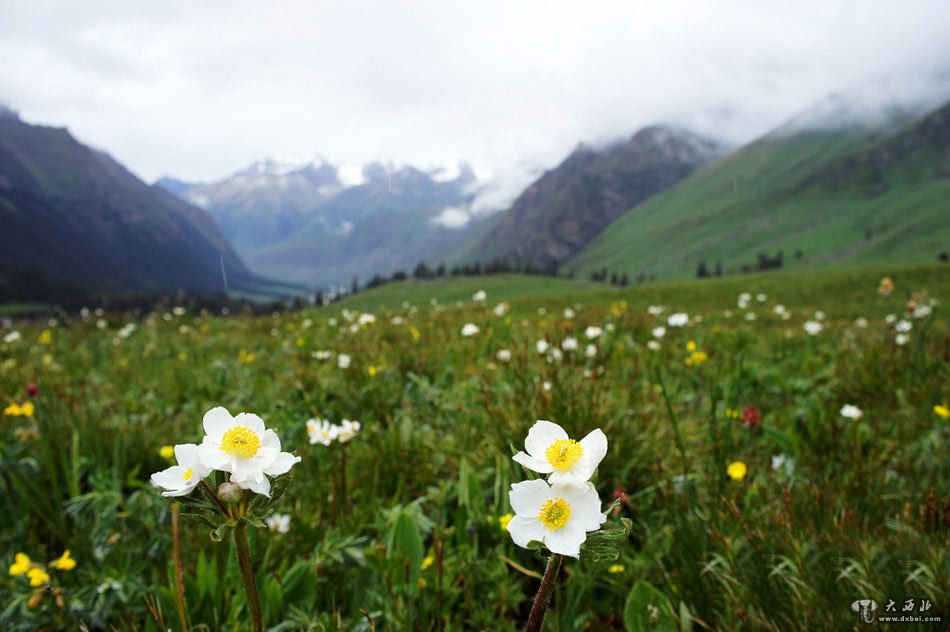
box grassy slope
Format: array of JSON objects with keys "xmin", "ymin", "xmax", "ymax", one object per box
[
  {"xmin": 567, "ymin": 110, "xmax": 949, "ymax": 281},
  {"xmin": 341, "ymin": 261, "xmax": 949, "ymax": 317}
]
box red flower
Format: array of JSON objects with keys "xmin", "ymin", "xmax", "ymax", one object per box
[
  {"xmin": 25, "ymin": 382, "xmax": 39, "ymax": 398},
  {"xmin": 612, "ymin": 486, "xmax": 629, "ymax": 502},
  {"xmin": 741, "ymin": 406, "xmax": 761, "ymax": 428}
]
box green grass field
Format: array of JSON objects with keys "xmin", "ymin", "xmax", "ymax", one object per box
[{"xmin": 1, "ymin": 263, "xmax": 947, "ymax": 630}]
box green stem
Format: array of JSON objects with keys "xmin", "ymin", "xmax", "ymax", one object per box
[
  {"xmin": 655, "ymin": 369, "xmax": 689, "ymax": 478},
  {"xmin": 525, "ymin": 554, "xmax": 562, "ymax": 632},
  {"xmin": 233, "ymin": 520, "xmax": 263, "ymax": 632}
]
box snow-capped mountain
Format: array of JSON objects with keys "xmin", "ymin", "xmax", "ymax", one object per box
[{"xmin": 157, "ymin": 157, "xmax": 482, "ymax": 288}]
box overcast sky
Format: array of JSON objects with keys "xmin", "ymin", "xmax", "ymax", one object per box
[{"xmin": 2, "ymin": 0, "xmax": 949, "ymax": 211}]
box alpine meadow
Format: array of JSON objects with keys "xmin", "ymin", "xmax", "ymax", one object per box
[{"xmin": 2, "ymin": 2, "xmax": 950, "ymax": 631}]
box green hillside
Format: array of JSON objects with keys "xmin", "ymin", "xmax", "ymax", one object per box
[{"xmin": 567, "ymin": 102, "xmax": 950, "ymax": 281}]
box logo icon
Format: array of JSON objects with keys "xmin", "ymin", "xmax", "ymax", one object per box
[{"xmin": 851, "ymin": 599, "xmax": 879, "ymax": 624}]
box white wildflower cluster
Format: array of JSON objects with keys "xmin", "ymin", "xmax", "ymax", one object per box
[
  {"xmin": 306, "ymin": 418, "xmax": 361, "ymax": 446},
  {"xmin": 151, "ymin": 407, "xmax": 301, "ymax": 499},
  {"xmin": 507, "ymin": 420, "xmax": 608, "ymax": 558},
  {"xmin": 839, "ymin": 404, "xmax": 863, "ymax": 420},
  {"xmin": 461, "ymin": 323, "xmax": 480, "ymax": 337}
]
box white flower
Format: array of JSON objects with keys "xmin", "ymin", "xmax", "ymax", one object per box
[
  {"xmin": 912, "ymin": 304, "xmax": 932, "ymax": 319},
  {"xmin": 605, "ymin": 323, "xmax": 615, "ymax": 332},
  {"xmin": 562, "ymin": 337, "xmax": 578, "ymax": 351},
  {"xmin": 895, "ymin": 320, "xmax": 912, "ymax": 333},
  {"xmin": 563, "ymin": 308, "xmax": 575, "ymax": 319},
  {"xmin": 3, "ymin": 331, "xmax": 21, "ymax": 343},
  {"xmin": 647, "ymin": 305, "xmax": 664, "ymax": 316},
  {"xmin": 895, "ymin": 333, "xmax": 909, "ymax": 346},
  {"xmin": 773, "ymin": 304, "xmax": 787, "ymax": 315},
  {"xmin": 150, "ymin": 444, "xmax": 211, "ymax": 497},
  {"xmin": 542, "ymin": 380, "xmax": 552, "ymax": 392},
  {"xmin": 771, "ymin": 453, "xmax": 795, "ymax": 476},
  {"xmin": 196, "ymin": 407, "xmax": 301, "ymax": 498},
  {"xmin": 839, "ymin": 404, "xmax": 863, "ymax": 420},
  {"xmin": 265, "ymin": 513, "xmax": 291, "ymax": 533},
  {"xmin": 390, "ymin": 316, "xmax": 405, "ymax": 325},
  {"xmin": 513, "ymin": 420, "xmax": 607, "ymax": 483},
  {"xmin": 756, "ymin": 293, "xmax": 767, "ymax": 302},
  {"xmin": 496, "ymin": 349, "xmax": 512, "ymax": 363},
  {"xmin": 584, "ymin": 326, "xmax": 603, "ymax": 339},
  {"xmin": 537, "ymin": 307, "xmax": 547, "ymax": 315},
  {"xmin": 854, "ymin": 317, "xmax": 868, "ymax": 328},
  {"xmin": 585, "ymin": 344, "xmax": 597, "ymax": 358},
  {"xmin": 647, "ymin": 340, "xmax": 661, "ymax": 351},
  {"xmin": 358, "ymin": 313, "xmax": 376, "ymax": 326},
  {"xmin": 472, "ymin": 290, "xmax": 487, "ymax": 302},
  {"xmin": 651, "ymin": 326, "xmax": 666, "ymax": 339},
  {"xmin": 493, "ymin": 303, "xmax": 509, "ymax": 317},
  {"xmin": 547, "ymin": 348, "xmax": 563, "ymax": 363},
  {"xmin": 96, "ymin": 319, "xmax": 108, "ymax": 330},
  {"xmin": 667, "ymin": 313, "xmax": 689, "ymax": 327},
  {"xmin": 885, "ymin": 314, "xmax": 897, "ymax": 325},
  {"xmin": 745, "ymin": 312, "xmax": 757, "ymax": 321},
  {"xmin": 312, "ymin": 350, "xmax": 332, "ymax": 360},
  {"xmin": 507, "ymin": 478, "xmax": 606, "ymax": 558},
  {"xmin": 536, "ymin": 340, "xmax": 550, "ymax": 354},
  {"xmin": 337, "ymin": 419, "xmax": 361, "ymax": 443},
  {"xmin": 173, "ymin": 306, "xmax": 187, "ymax": 316},
  {"xmin": 814, "ymin": 310, "xmax": 826, "ymax": 321},
  {"xmin": 337, "ymin": 353, "xmax": 351, "ymax": 369},
  {"xmin": 306, "ymin": 418, "xmax": 338, "ymax": 446},
  {"xmin": 461, "ymin": 323, "xmax": 480, "ymax": 337},
  {"xmin": 803, "ymin": 321, "xmax": 823, "ymax": 336}
]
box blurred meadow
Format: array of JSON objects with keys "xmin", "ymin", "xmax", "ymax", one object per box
[{"xmin": 1, "ymin": 262, "xmax": 947, "ymax": 630}]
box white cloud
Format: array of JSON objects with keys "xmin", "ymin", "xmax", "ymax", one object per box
[
  {"xmin": 431, "ymin": 206, "xmax": 471, "ymax": 229},
  {"xmin": 1, "ymin": 0, "xmax": 948, "ymax": 215}
]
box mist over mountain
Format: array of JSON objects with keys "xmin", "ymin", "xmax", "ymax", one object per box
[{"xmin": 456, "ymin": 126, "xmax": 725, "ymax": 271}]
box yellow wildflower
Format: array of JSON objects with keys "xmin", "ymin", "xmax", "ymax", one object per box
[
  {"xmin": 38, "ymin": 330, "xmax": 52, "ymax": 345},
  {"xmin": 686, "ymin": 340, "xmax": 697, "ymax": 352},
  {"xmin": 4, "ymin": 403, "xmax": 19, "ymax": 416},
  {"xmin": 417, "ymin": 577, "xmax": 427, "ymax": 588},
  {"xmin": 27, "ymin": 567, "xmax": 50, "ymax": 587},
  {"xmin": 498, "ymin": 513, "xmax": 513, "ymax": 531},
  {"xmin": 20, "ymin": 402, "xmax": 34, "ymax": 417},
  {"xmin": 49, "ymin": 550, "xmax": 76, "ymax": 571},
  {"xmin": 934, "ymin": 404, "xmax": 950, "ymax": 419},
  {"xmin": 727, "ymin": 461, "xmax": 747, "ymax": 481},
  {"xmin": 4, "ymin": 402, "xmax": 34, "ymax": 417},
  {"xmin": 295, "ymin": 337, "xmax": 305, "ymax": 347},
  {"xmin": 421, "ymin": 555, "xmax": 434, "ymax": 571},
  {"xmin": 9, "ymin": 553, "xmax": 32, "ymax": 576},
  {"xmin": 367, "ymin": 366, "xmax": 377, "ymax": 377},
  {"xmin": 159, "ymin": 445, "xmax": 175, "ymax": 459},
  {"xmin": 409, "ymin": 327, "xmax": 421, "ymax": 341},
  {"xmin": 608, "ymin": 564, "xmax": 625, "ymax": 574},
  {"xmin": 237, "ymin": 349, "xmax": 255, "ymax": 365}
]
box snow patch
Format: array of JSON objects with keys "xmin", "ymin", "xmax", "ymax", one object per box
[{"xmin": 337, "ymin": 164, "xmax": 367, "ymax": 188}]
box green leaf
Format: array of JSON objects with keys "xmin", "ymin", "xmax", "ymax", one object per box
[
  {"xmin": 280, "ymin": 560, "xmax": 317, "ymax": 610},
  {"xmin": 580, "ymin": 517, "xmax": 631, "ymax": 562},
  {"xmin": 623, "ymin": 581, "xmax": 677, "ymax": 632},
  {"xmin": 387, "ymin": 510, "xmax": 424, "ymax": 587}
]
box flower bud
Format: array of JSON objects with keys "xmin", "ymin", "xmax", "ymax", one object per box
[
  {"xmin": 25, "ymin": 382, "xmax": 39, "ymax": 397},
  {"xmin": 217, "ymin": 482, "xmax": 243, "ymax": 503}
]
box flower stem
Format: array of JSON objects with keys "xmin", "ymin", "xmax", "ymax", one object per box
[
  {"xmin": 171, "ymin": 504, "xmax": 189, "ymax": 632},
  {"xmin": 233, "ymin": 520, "xmax": 263, "ymax": 632},
  {"xmin": 525, "ymin": 553, "xmax": 562, "ymax": 632},
  {"xmin": 340, "ymin": 444, "xmax": 349, "ymax": 518}
]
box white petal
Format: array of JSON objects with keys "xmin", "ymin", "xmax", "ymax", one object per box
[
  {"xmin": 173, "ymin": 443, "xmax": 198, "ymax": 466},
  {"xmin": 150, "ymin": 466, "xmax": 184, "ymax": 489},
  {"xmin": 197, "ymin": 441, "xmax": 232, "ymax": 472},
  {"xmin": 507, "ymin": 515, "xmax": 548, "ymax": 549},
  {"xmin": 264, "ymin": 451, "xmax": 301, "ymax": 476},
  {"xmin": 523, "ymin": 420, "xmax": 568, "ymax": 459},
  {"xmin": 242, "ymin": 476, "xmax": 271, "ymax": 497},
  {"xmin": 508, "ymin": 479, "xmax": 550, "ymax": 516},
  {"xmin": 231, "ymin": 458, "xmax": 264, "ymax": 483},
  {"xmin": 260, "ymin": 428, "xmax": 281, "ymax": 451},
  {"xmin": 162, "ymin": 483, "xmax": 199, "ymax": 497},
  {"xmin": 235, "ymin": 412, "xmax": 266, "ymax": 437},
  {"xmin": 513, "ymin": 451, "xmax": 554, "ymax": 474},
  {"xmin": 558, "ymin": 483, "xmax": 607, "ymax": 532},
  {"xmin": 543, "ymin": 523, "xmax": 585, "ymax": 558},
  {"xmin": 250, "ymin": 445, "xmax": 279, "ymax": 468},
  {"xmin": 202, "ymin": 407, "xmax": 233, "ymax": 440},
  {"xmin": 561, "ymin": 428, "xmax": 607, "ymax": 482}
]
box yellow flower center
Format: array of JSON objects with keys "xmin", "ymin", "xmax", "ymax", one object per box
[
  {"xmin": 182, "ymin": 467, "xmax": 194, "ymax": 480},
  {"xmin": 220, "ymin": 426, "xmax": 261, "ymax": 459},
  {"xmin": 538, "ymin": 498, "xmax": 572, "ymax": 530},
  {"xmin": 545, "ymin": 439, "xmax": 583, "ymax": 471}
]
